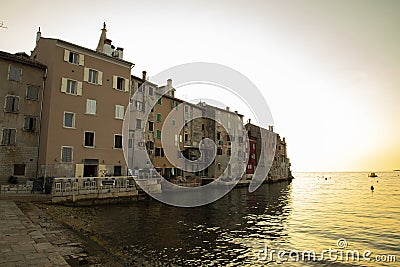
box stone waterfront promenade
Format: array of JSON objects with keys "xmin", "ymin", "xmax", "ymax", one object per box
[{"xmin": 0, "ymin": 200, "xmax": 69, "ymax": 266}]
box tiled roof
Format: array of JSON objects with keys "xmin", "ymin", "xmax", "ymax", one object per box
[{"xmin": 0, "ymin": 50, "xmax": 47, "ymax": 69}]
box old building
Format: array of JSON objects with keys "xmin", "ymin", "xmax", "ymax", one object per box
[
  {"xmin": 199, "ymin": 103, "xmax": 247, "ymax": 181},
  {"xmin": 245, "ymin": 122, "xmax": 292, "ymax": 182},
  {"xmin": 31, "ymin": 24, "xmax": 133, "ymax": 178},
  {"xmin": 150, "ymin": 79, "xmax": 184, "ymax": 180},
  {"xmin": 0, "ymin": 51, "xmax": 47, "ymax": 184},
  {"xmin": 127, "ymin": 72, "xmax": 159, "ymax": 173}
]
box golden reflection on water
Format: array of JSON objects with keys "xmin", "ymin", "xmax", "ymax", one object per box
[{"xmin": 87, "ymin": 172, "xmax": 400, "ymax": 266}]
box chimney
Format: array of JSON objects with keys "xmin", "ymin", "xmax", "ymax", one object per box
[
  {"xmin": 36, "ymin": 27, "xmax": 41, "ymax": 44},
  {"xmin": 226, "ymin": 107, "xmax": 230, "ymax": 111},
  {"xmin": 248, "ymin": 118, "xmax": 251, "ymax": 124},
  {"xmin": 167, "ymin": 79, "xmax": 172, "ymax": 90},
  {"xmin": 142, "ymin": 71, "xmax": 147, "ymax": 80},
  {"xmin": 116, "ymin": 47, "xmax": 124, "ymax": 59},
  {"xmin": 268, "ymin": 125, "xmax": 274, "ymax": 132},
  {"xmin": 103, "ymin": 39, "xmax": 113, "ymax": 55}
]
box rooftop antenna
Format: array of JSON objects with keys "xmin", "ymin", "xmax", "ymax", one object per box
[{"xmin": 0, "ymin": 21, "xmax": 8, "ymax": 29}]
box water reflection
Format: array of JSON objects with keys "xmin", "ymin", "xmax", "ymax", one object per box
[{"xmin": 87, "ymin": 173, "xmax": 400, "ymax": 266}]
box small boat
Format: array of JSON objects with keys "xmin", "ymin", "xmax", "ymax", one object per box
[{"xmin": 368, "ymin": 172, "xmax": 378, "ymax": 178}]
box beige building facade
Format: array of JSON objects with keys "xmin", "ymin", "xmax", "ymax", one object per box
[{"xmin": 31, "ymin": 25, "xmax": 133, "ymax": 178}]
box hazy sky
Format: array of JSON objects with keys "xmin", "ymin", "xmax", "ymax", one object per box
[{"xmin": 1, "ymin": 0, "xmax": 399, "ymax": 171}]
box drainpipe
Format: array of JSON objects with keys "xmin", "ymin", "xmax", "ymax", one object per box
[{"xmin": 35, "ymin": 67, "xmax": 47, "ymax": 192}]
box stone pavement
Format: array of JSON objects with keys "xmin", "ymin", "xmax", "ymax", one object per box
[{"xmin": 0, "ymin": 200, "xmax": 69, "ymax": 266}]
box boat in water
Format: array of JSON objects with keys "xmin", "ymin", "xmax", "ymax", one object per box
[{"xmin": 368, "ymin": 172, "xmax": 378, "ymax": 178}]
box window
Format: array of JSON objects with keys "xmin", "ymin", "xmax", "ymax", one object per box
[
  {"xmin": 148, "ymin": 121, "xmax": 154, "ymax": 132},
  {"xmin": 114, "ymin": 135, "xmax": 122, "ymax": 149},
  {"xmin": 128, "ymin": 138, "xmax": 133, "ymax": 148},
  {"xmin": 84, "ymin": 131, "xmax": 95, "ymax": 147},
  {"xmin": 26, "ymin": 85, "xmax": 39, "ymax": 100},
  {"xmin": 157, "ymin": 98, "xmax": 162, "ymax": 105},
  {"xmin": 61, "ymin": 78, "xmax": 82, "ymax": 96},
  {"xmin": 156, "ymin": 113, "xmax": 162, "ymax": 122},
  {"xmin": 172, "ymin": 120, "xmax": 176, "ymax": 126},
  {"xmin": 136, "ymin": 101, "xmax": 143, "ymax": 111},
  {"xmin": 4, "ymin": 95, "xmax": 19, "ymax": 112},
  {"xmin": 61, "ymin": 146, "xmax": 73, "ymax": 163},
  {"xmin": 114, "ymin": 166, "xmax": 122, "ymax": 176},
  {"xmin": 217, "ymin": 148, "xmax": 223, "ymax": 155},
  {"xmin": 202, "ymin": 124, "xmax": 205, "ymax": 131},
  {"xmin": 155, "ymin": 147, "xmax": 164, "ymax": 157},
  {"xmin": 13, "ymin": 164, "xmax": 25, "ymax": 176},
  {"xmin": 115, "ymin": 105, "xmax": 124, "ymax": 120},
  {"xmin": 149, "ymin": 87, "xmax": 154, "ymax": 96},
  {"xmin": 217, "ymin": 132, "xmax": 221, "ymax": 140},
  {"xmin": 84, "ymin": 68, "xmax": 102, "ymax": 85},
  {"xmin": 136, "ymin": 119, "xmax": 142, "ymax": 129},
  {"xmin": 67, "ymin": 80, "xmax": 76, "ymax": 94},
  {"xmin": 69, "ymin": 52, "xmax": 79, "ymax": 64},
  {"xmin": 88, "ymin": 69, "xmax": 98, "ymax": 84},
  {"xmin": 248, "ymin": 164, "xmax": 252, "ymax": 170},
  {"xmin": 8, "ymin": 65, "xmax": 22, "ymax": 82},
  {"xmin": 1, "ymin": 128, "xmax": 16, "ymax": 145},
  {"xmin": 63, "ymin": 112, "xmax": 75, "ymax": 128},
  {"xmin": 184, "ymin": 133, "xmax": 188, "ymax": 142},
  {"xmin": 64, "ymin": 50, "xmax": 84, "ymax": 65},
  {"xmin": 146, "ymin": 141, "xmax": 154, "ymax": 152},
  {"xmin": 117, "ymin": 77, "xmax": 124, "ymax": 90},
  {"xmin": 253, "ymin": 144, "xmax": 256, "ymax": 149},
  {"xmin": 227, "ymin": 148, "xmax": 231, "ymax": 156},
  {"xmin": 156, "ymin": 130, "xmax": 161, "ymax": 139},
  {"xmin": 24, "ymin": 116, "xmax": 36, "ymax": 132},
  {"xmin": 86, "ymin": 99, "xmax": 96, "ymax": 115}
]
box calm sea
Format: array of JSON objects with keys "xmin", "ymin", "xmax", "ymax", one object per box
[{"xmin": 88, "ymin": 172, "xmax": 400, "ymax": 266}]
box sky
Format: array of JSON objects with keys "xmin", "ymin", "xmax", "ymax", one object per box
[{"xmin": 1, "ymin": 0, "xmax": 399, "ymax": 172}]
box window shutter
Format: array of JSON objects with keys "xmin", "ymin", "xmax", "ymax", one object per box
[
  {"xmin": 64, "ymin": 50, "xmax": 70, "ymax": 62},
  {"xmin": 5, "ymin": 96, "xmax": 12, "ymax": 111},
  {"xmin": 83, "ymin": 68, "xmax": 89, "ymax": 82},
  {"xmin": 24, "ymin": 117, "xmax": 29, "ymax": 130},
  {"xmin": 124, "ymin": 78, "xmax": 130, "ymax": 92},
  {"xmin": 78, "ymin": 54, "xmax": 85, "ymax": 66},
  {"xmin": 112, "ymin": 76, "xmax": 117, "ymax": 89},
  {"xmin": 77, "ymin": 82, "xmax": 83, "ymax": 96},
  {"xmin": 61, "ymin": 78, "xmax": 67, "ymax": 93},
  {"xmin": 98, "ymin": 71, "xmax": 103, "ymax": 85},
  {"xmin": 14, "ymin": 97, "xmax": 19, "ymax": 112},
  {"xmin": 92, "ymin": 100, "xmax": 97, "ymax": 114},
  {"xmin": 86, "ymin": 100, "xmax": 90, "ymax": 114},
  {"xmin": 115, "ymin": 106, "xmax": 119, "ymax": 119},
  {"xmin": 10, "ymin": 129, "xmax": 16, "ymax": 145},
  {"xmin": 7, "ymin": 65, "xmax": 11, "ymax": 80}
]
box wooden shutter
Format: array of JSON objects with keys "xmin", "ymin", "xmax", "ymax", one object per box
[
  {"xmin": 24, "ymin": 117, "xmax": 29, "ymax": 131},
  {"xmin": 78, "ymin": 54, "xmax": 85, "ymax": 66},
  {"xmin": 124, "ymin": 78, "xmax": 130, "ymax": 92},
  {"xmin": 98, "ymin": 71, "xmax": 103, "ymax": 85},
  {"xmin": 112, "ymin": 76, "xmax": 117, "ymax": 89},
  {"xmin": 10, "ymin": 129, "xmax": 16, "ymax": 145},
  {"xmin": 77, "ymin": 82, "xmax": 83, "ymax": 96},
  {"xmin": 83, "ymin": 68, "xmax": 89, "ymax": 82},
  {"xmin": 14, "ymin": 97, "xmax": 19, "ymax": 112},
  {"xmin": 61, "ymin": 78, "xmax": 67, "ymax": 93},
  {"xmin": 75, "ymin": 164, "xmax": 84, "ymax": 178},
  {"xmin": 64, "ymin": 49, "xmax": 70, "ymax": 62}
]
